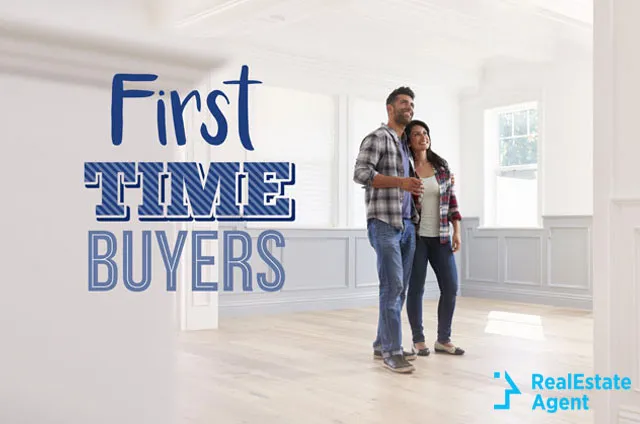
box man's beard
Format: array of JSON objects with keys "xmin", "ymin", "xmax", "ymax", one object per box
[{"xmin": 396, "ymin": 110, "xmax": 412, "ymax": 125}]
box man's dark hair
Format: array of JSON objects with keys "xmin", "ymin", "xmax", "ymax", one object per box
[{"xmin": 386, "ymin": 86, "xmax": 415, "ymax": 105}]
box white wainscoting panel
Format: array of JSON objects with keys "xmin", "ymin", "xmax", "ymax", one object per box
[
  {"xmin": 548, "ymin": 226, "xmax": 591, "ymax": 289},
  {"xmin": 619, "ymin": 406, "xmax": 640, "ymax": 424},
  {"xmin": 355, "ymin": 236, "xmax": 378, "ymax": 288},
  {"xmin": 504, "ymin": 236, "xmax": 542, "ymax": 286},
  {"xmin": 635, "ymin": 228, "xmax": 640, "ymax": 394},
  {"xmin": 218, "ymin": 227, "xmax": 444, "ymax": 316},
  {"xmin": 280, "ymin": 237, "xmax": 350, "ymax": 291},
  {"xmin": 609, "ymin": 200, "xmax": 640, "ymax": 408},
  {"xmin": 461, "ymin": 216, "xmax": 592, "ymax": 309},
  {"xmin": 466, "ymin": 233, "xmax": 500, "ymax": 283},
  {"xmin": 218, "ymin": 216, "xmax": 593, "ymax": 316}
]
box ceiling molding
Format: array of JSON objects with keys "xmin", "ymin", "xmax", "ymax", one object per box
[
  {"xmin": 534, "ymin": 7, "xmax": 592, "ymax": 29},
  {"xmin": 164, "ymin": 0, "xmax": 337, "ymax": 36},
  {"xmin": 173, "ymin": 0, "xmax": 261, "ymax": 28},
  {"xmin": 0, "ymin": 17, "xmax": 225, "ymax": 88},
  {"xmin": 148, "ymin": 0, "xmax": 588, "ymax": 96},
  {"xmin": 214, "ymin": 42, "xmax": 481, "ymax": 96}
]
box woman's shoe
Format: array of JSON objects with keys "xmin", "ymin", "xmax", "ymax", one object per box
[
  {"xmin": 434, "ymin": 341, "xmax": 465, "ymax": 355},
  {"xmin": 413, "ymin": 343, "xmax": 430, "ymax": 356}
]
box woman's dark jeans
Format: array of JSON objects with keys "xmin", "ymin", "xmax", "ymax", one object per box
[{"xmin": 406, "ymin": 236, "xmax": 458, "ymax": 344}]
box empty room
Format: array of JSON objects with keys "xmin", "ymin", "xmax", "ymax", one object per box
[{"xmin": 2, "ymin": 1, "xmax": 638, "ymax": 424}]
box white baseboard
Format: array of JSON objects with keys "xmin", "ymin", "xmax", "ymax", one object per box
[
  {"xmin": 219, "ymin": 286, "xmax": 440, "ymax": 317},
  {"xmin": 619, "ymin": 405, "xmax": 640, "ymax": 424},
  {"xmin": 461, "ymin": 284, "xmax": 592, "ymax": 310}
]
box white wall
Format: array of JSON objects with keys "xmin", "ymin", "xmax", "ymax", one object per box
[
  {"xmin": 592, "ymin": 0, "xmax": 640, "ymax": 421},
  {"xmin": 543, "ymin": 59, "xmax": 593, "ymax": 216},
  {"xmin": 0, "ymin": 72, "xmax": 177, "ymax": 424},
  {"xmin": 348, "ymin": 89, "xmax": 460, "ymax": 228},
  {"xmin": 246, "ymin": 85, "xmax": 338, "ymax": 228},
  {"xmin": 0, "ymin": 21, "xmax": 222, "ymax": 422},
  {"xmin": 459, "ymin": 54, "xmax": 593, "ymax": 224},
  {"xmin": 216, "ymin": 53, "xmax": 462, "ymax": 229},
  {"xmin": 0, "ymin": 0, "xmax": 153, "ymax": 37}
]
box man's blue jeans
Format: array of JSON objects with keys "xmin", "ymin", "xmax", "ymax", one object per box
[{"xmin": 367, "ymin": 218, "xmax": 416, "ymax": 357}]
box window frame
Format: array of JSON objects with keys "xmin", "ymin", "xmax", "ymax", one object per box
[
  {"xmin": 484, "ymin": 100, "xmax": 543, "ymax": 229},
  {"xmin": 496, "ymin": 102, "xmax": 539, "ymax": 174}
]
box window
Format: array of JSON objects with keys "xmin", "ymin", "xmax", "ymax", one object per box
[
  {"xmin": 348, "ymin": 98, "xmax": 388, "ymax": 228},
  {"xmin": 484, "ymin": 102, "xmax": 540, "ymax": 228},
  {"xmin": 244, "ymin": 86, "xmax": 337, "ymax": 228},
  {"xmin": 498, "ymin": 108, "xmax": 538, "ymax": 169}
]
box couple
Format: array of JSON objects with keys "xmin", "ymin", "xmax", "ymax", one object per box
[{"xmin": 353, "ymin": 86, "xmax": 464, "ymax": 374}]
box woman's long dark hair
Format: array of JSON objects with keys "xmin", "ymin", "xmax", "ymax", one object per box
[{"xmin": 404, "ymin": 119, "xmax": 449, "ymax": 171}]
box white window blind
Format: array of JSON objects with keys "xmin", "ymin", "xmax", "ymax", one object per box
[
  {"xmin": 245, "ymin": 85, "xmax": 337, "ymax": 228},
  {"xmin": 348, "ymin": 98, "xmax": 388, "ymax": 228},
  {"xmin": 484, "ymin": 101, "xmax": 541, "ymax": 228}
]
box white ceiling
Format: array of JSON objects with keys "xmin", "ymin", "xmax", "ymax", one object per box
[
  {"xmin": 155, "ymin": 0, "xmax": 593, "ymax": 92},
  {"xmin": 0, "ymin": 0, "xmax": 592, "ymax": 94}
]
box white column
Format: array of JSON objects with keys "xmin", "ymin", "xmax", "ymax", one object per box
[
  {"xmin": 593, "ymin": 0, "xmax": 640, "ymax": 423},
  {"xmin": 178, "ymin": 72, "xmax": 219, "ymax": 331},
  {"xmin": 0, "ymin": 22, "xmax": 221, "ymax": 424}
]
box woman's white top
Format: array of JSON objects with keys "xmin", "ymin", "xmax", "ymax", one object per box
[{"xmin": 418, "ymin": 176, "xmax": 440, "ymax": 237}]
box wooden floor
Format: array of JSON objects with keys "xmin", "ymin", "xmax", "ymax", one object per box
[{"xmin": 176, "ymin": 297, "xmax": 593, "ymax": 424}]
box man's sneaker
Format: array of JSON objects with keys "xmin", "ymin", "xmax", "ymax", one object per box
[
  {"xmin": 404, "ymin": 349, "xmax": 417, "ymax": 361},
  {"xmin": 383, "ymin": 354, "xmax": 415, "ymax": 373},
  {"xmin": 373, "ymin": 349, "xmax": 417, "ymax": 361}
]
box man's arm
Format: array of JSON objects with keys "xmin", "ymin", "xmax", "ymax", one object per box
[
  {"xmin": 372, "ymin": 174, "xmax": 404, "ymax": 188},
  {"xmin": 353, "ymin": 134, "xmax": 422, "ymax": 195},
  {"xmin": 353, "ymin": 134, "xmax": 381, "ymax": 186},
  {"xmin": 373, "ymin": 174, "xmax": 422, "ymax": 195}
]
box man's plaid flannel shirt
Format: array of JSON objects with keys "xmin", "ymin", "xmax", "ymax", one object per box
[
  {"xmin": 353, "ymin": 125, "xmax": 420, "ymax": 230},
  {"xmin": 353, "ymin": 124, "xmax": 461, "ymax": 243}
]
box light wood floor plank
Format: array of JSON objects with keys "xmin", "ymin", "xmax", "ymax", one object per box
[{"xmin": 177, "ymin": 297, "xmax": 593, "ymax": 424}]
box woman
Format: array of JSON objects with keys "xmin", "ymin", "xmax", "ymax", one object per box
[{"xmin": 404, "ymin": 119, "xmax": 465, "ymax": 356}]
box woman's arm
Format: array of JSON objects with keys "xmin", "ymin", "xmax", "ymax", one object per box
[
  {"xmin": 448, "ymin": 185, "xmax": 462, "ymax": 252},
  {"xmin": 447, "ymin": 191, "xmax": 462, "ymax": 221},
  {"xmin": 451, "ymin": 220, "xmax": 461, "ymax": 253}
]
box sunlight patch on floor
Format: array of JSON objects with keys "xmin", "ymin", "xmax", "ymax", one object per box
[{"xmin": 484, "ymin": 310, "xmax": 545, "ymax": 340}]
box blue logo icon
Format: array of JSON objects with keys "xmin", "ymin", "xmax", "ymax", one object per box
[{"xmin": 494, "ymin": 371, "xmax": 522, "ymax": 410}]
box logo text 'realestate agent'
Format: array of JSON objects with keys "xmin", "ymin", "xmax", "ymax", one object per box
[{"xmin": 494, "ymin": 371, "xmax": 633, "ymax": 413}]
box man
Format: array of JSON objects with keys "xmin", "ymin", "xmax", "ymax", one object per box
[{"xmin": 353, "ymin": 87, "xmax": 423, "ymax": 373}]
